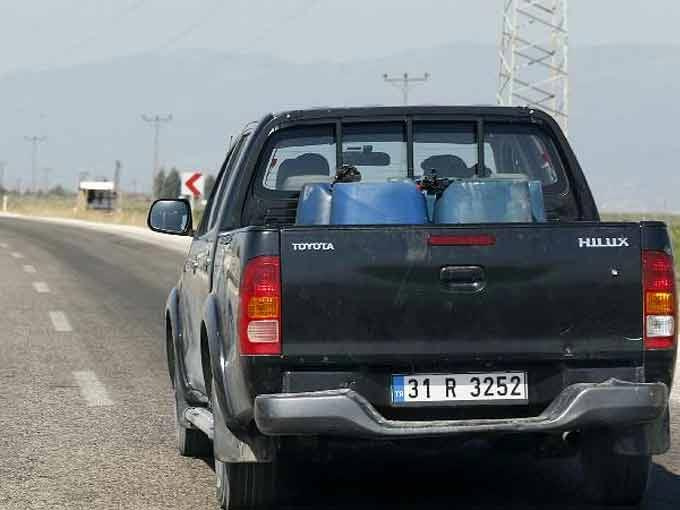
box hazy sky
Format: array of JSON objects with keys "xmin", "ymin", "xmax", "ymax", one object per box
[
  {"xmin": 2, "ymin": 0, "xmax": 680, "ymax": 75},
  {"xmin": 3, "ymin": 0, "xmax": 680, "ymax": 209}
]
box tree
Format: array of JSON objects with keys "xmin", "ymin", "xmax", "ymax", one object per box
[
  {"xmin": 163, "ymin": 167, "xmax": 181, "ymax": 198},
  {"xmin": 49, "ymin": 184, "xmax": 67, "ymax": 196},
  {"xmin": 204, "ymin": 174, "xmax": 216, "ymax": 198},
  {"xmin": 153, "ymin": 168, "xmax": 166, "ymax": 199}
]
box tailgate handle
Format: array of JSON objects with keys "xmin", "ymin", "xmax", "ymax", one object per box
[{"xmin": 439, "ymin": 266, "xmax": 486, "ymax": 293}]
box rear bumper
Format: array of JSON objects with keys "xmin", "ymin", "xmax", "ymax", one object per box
[{"xmin": 254, "ymin": 379, "xmax": 668, "ymax": 438}]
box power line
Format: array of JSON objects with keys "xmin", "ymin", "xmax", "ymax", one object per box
[
  {"xmin": 41, "ymin": 0, "xmax": 149, "ymax": 68},
  {"xmin": 238, "ymin": 0, "xmax": 320, "ymax": 50},
  {"xmin": 65, "ymin": 0, "xmax": 149, "ymax": 53},
  {"xmin": 146, "ymin": 0, "xmax": 224, "ymax": 52},
  {"xmin": 149, "ymin": 0, "xmax": 319, "ymax": 55},
  {"xmin": 382, "ymin": 73, "xmax": 431, "ymax": 105},
  {"xmin": 141, "ymin": 114, "xmax": 172, "ymax": 197}
]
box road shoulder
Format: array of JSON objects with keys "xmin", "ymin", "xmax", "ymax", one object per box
[{"xmin": 0, "ymin": 212, "xmax": 191, "ymax": 254}]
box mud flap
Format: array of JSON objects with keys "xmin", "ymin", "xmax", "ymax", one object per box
[
  {"xmin": 613, "ymin": 405, "xmax": 671, "ymax": 455},
  {"xmin": 213, "ymin": 388, "xmax": 276, "ymax": 462},
  {"xmin": 202, "ymin": 294, "xmax": 275, "ymax": 463}
]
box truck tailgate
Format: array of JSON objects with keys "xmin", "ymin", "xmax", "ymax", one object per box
[{"xmin": 280, "ymin": 224, "xmax": 642, "ymax": 363}]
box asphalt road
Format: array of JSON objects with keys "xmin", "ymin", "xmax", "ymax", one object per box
[{"xmin": 1, "ymin": 216, "xmax": 679, "ymax": 510}]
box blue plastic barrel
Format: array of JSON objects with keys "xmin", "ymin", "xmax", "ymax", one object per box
[
  {"xmin": 330, "ymin": 182, "xmax": 429, "ymax": 225},
  {"xmin": 528, "ymin": 180, "xmax": 546, "ymax": 222},
  {"xmin": 295, "ymin": 183, "xmax": 333, "ymax": 225},
  {"xmin": 434, "ymin": 179, "xmax": 535, "ymax": 224}
]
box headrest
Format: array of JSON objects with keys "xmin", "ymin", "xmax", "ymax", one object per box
[
  {"xmin": 420, "ymin": 155, "xmax": 474, "ymax": 179},
  {"xmin": 276, "ymin": 153, "xmax": 330, "ymax": 189}
]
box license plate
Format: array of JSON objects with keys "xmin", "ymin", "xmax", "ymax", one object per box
[{"xmin": 391, "ymin": 372, "xmax": 528, "ymax": 404}]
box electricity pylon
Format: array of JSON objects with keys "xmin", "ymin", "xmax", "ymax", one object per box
[{"xmin": 497, "ymin": 0, "xmax": 569, "ymax": 134}]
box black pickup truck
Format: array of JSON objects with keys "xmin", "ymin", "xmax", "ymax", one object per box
[{"xmin": 148, "ymin": 106, "xmax": 676, "ymax": 509}]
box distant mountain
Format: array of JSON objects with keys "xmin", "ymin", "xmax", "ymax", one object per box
[{"xmin": 0, "ymin": 43, "xmax": 678, "ymax": 212}]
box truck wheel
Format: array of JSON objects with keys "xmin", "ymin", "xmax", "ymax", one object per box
[
  {"xmin": 215, "ymin": 459, "xmax": 277, "ymax": 509},
  {"xmin": 581, "ymin": 431, "xmax": 651, "ymax": 506}
]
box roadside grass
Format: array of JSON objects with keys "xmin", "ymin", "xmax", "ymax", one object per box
[
  {"xmin": 5, "ymin": 195, "xmax": 151, "ymax": 227},
  {"xmin": 3, "ymin": 194, "xmax": 205, "ymax": 228}
]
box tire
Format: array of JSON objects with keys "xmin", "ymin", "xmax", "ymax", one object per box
[
  {"xmin": 215, "ymin": 458, "xmax": 277, "ymax": 510},
  {"xmin": 581, "ymin": 431, "xmax": 651, "ymax": 506}
]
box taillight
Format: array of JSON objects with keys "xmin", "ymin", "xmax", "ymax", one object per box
[
  {"xmin": 643, "ymin": 250, "xmax": 676, "ymax": 350},
  {"xmin": 239, "ymin": 256, "xmax": 281, "ymax": 355}
]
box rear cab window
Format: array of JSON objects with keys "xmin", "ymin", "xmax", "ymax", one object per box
[
  {"xmin": 250, "ymin": 115, "xmax": 579, "ymax": 223},
  {"xmin": 262, "ymin": 123, "xmax": 409, "ymax": 190},
  {"xmin": 262, "ymin": 126, "xmax": 336, "ymax": 191},
  {"xmin": 413, "ymin": 122, "xmax": 566, "ymax": 191}
]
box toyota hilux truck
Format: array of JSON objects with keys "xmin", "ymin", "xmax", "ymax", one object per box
[{"xmin": 148, "ymin": 106, "xmax": 676, "ymax": 509}]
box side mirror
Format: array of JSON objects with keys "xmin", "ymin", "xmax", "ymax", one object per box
[{"xmin": 147, "ymin": 199, "xmax": 193, "ymax": 236}]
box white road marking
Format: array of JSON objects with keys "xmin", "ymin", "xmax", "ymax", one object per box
[
  {"xmin": 49, "ymin": 311, "xmax": 72, "ymax": 332},
  {"xmin": 0, "ymin": 242, "xmax": 7, "ymax": 248},
  {"xmin": 72, "ymin": 371, "xmax": 114, "ymax": 407},
  {"xmin": 10, "ymin": 251, "xmax": 23, "ymax": 259},
  {"xmin": 32, "ymin": 281, "xmax": 50, "ymax": 293},
  {"xmin": 23, "ymin": 265, "xmax": 36, "ymax": 273}
]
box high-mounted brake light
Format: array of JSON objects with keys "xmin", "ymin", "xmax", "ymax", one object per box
[
  {"xmin": 428, "ymin": 234, "xmax": 496, "ymax": 247},
  {"xmin": 643, "ymin": 250, "xmax": 676, "ymax": 350},
  {"xmin": 239, "ymin": 256, "xmax": 281, "ymax": 355}
]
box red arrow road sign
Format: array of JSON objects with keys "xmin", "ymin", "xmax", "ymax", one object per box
[{"xmin": 184, "ymin": 172, "xmax": 202, "ymax": 197}]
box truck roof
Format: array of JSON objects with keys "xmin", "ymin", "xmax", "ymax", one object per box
[{"xmin": 269, "ymin": 105, "xmax": 540, "ymax": 122}]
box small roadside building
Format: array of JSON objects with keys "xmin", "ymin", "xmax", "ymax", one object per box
[{"xmin": 77, "ymin": 180, "xmax": 117, "ymax": 211}]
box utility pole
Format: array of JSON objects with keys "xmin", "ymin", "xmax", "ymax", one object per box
[
  {"xmin": 41, "ymin": 167, "xmax": 52, "ymax": 193},
  {"xmin": 75, "ymin": 171, "xmax": 89, "ymax": 210},
  {"xmin": 141, "ymin": 114, "xmax": 172, "ymax": 197},
  {"xmin": 114, "ymin": 160, "xmax": 123, "ymax": 211},
  {"xmin": 382, "ymin": 72, "xmax": 430, "ymax": 105},
  {"xmin": 24, "ymin": 136, "xmax": 47, "ymax": 193},
  {"xmin": 0, "ymin": 161, "xmax": 6, "ymax": 212},
  {"xmin": 0, "ymin": 161, "xmax": 6, "ymax": 192},
  {"xmin": 497, "ymin": 0, "xmax": 569, "ymax": 134},
  {"xmin": 0, "ymin": 161, "xmax": 7, "ymax": 211}
]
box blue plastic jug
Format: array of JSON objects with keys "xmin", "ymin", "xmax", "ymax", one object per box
[
  {"xmin": 295, "ymin": 183, "xmax": 333, "ymax": 225},
  {"xmin": 434, "ymin": 179, "xmax": 537, "ymax": 224},
  {"xmin": 330, "ymin": 182, "xmax": 429, "ymax": 225}
]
